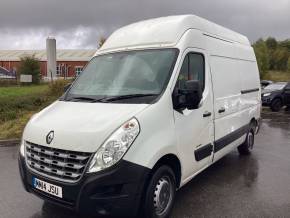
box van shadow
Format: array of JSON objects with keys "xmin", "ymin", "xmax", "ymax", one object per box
[
  {"xmin": 28, "ymin": 153, "xmax": 258, "ymax": 218},
  {"xmin": 171, "ymin": 152, "xmax": 259, "ymax": 217},
  {"xmin": 29, "ymin": 201, "xmax": 125, "ymax": 218}
]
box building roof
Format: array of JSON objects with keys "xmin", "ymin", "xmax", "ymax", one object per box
[
  {"xmin": 100, "ymin": 15, "xmax": 250, "ymax": 52},
  {"xmin": 0, "ymin": 49, "xmax": 96, "ymax": 61}
]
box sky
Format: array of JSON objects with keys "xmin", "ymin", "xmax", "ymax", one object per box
[{"xmin": 0, "ymin": 0, "xmax": 289, "ymax": 50}]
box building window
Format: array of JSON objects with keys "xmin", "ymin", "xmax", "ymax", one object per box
[
  {"xmin": 75, "ymin": 66, "xmax": 83, "ymax": 76},
  {"xmin": 56, "ymin": 65, "xmax": 62, "ymax": 76}
]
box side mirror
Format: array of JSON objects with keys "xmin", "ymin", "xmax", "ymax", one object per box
[
  {"xmin": 173, "ymin": 80, "xmax": 202, "ymax": 110},
  {"xmin": 64, "ymin": 83, "xmax": 72, "ymax": 92}
]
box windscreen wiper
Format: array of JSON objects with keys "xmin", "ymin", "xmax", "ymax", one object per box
[
  {"xmin": 66, "ymin": 96, "xmax": 107, "ymax": 102},
  {"xmin": 102, "ymin": 94, "xmax": 158, "ymax": 102}
]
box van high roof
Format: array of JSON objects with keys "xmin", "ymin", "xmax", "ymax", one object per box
[{"xmin": 100, "ymin": 15, "xmax": 250, "ymax": 52}]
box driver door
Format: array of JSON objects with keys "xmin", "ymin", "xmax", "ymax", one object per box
[{"xmin": 173, "ymin": 49, "xmax": 214, "ymax": 182}]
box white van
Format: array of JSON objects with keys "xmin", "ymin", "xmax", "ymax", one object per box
[{"xmin": 19, "ymin": 15, "xmax": 261, "ymax": 218}]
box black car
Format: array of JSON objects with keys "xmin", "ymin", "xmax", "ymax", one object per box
[
  {"xmin": 261, "ymin": 82, "xmax": 290, "ymax": 112},
  {"xmin": 261, "ymin": 80, "xmax": 273, "ymax": 89}
]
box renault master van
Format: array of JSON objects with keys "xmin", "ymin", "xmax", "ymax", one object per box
[{"xmin": 19, "ymin": 15, "xmax": 261, "ymax": 218}]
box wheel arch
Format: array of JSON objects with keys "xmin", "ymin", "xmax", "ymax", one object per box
[
  {"xmin": 150, "ymin": 154, "xmax": 182, "ymax": 188},
  {"xmin": 250, "ymin": 117, "xmax": 257, "ymax": 126},
  {"xmin": 272, "ymin": 96, "xmax": 283, "ymax": 104},
  {"xmin": 250, "ymin": 117, "xmax": 259, "ymax": 134}
]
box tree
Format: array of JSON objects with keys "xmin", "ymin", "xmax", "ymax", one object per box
[
  {"xmin": 280, "ymin": 40, "xmax": 290, "ymax": 53},
  {"xmin": 18, "ymin": 55, "xmax": 41, "ymax": 84},
  {"xmin": 265, "ymin": 37, "xmax": 278, "ymax": 70},
  {"xmin": 272, "ymin": 48, "xmax": 289, "ymax": 71},
  {"xmin": 98, "ymin": 37, "xmax": 106, "ymax": 49},
  {"xmin": 253, "ymin": 39, "xmax": 269, "ymax": 76},
  {"xmin": 287, "ymin": 57, "xmax": 290, "ymax": 72},
  {"xmin": 266, "ymin": 37, "xmax": 278, "ymax": 50}
]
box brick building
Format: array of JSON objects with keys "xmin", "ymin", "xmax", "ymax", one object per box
[{"xmin": 0, "ymin": 49, "xmax": 96, "ymax": 78}]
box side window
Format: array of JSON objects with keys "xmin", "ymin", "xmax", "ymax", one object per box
[{"xmin": 176, "ymin": 53, "xmax": 205, "ymax": 91}]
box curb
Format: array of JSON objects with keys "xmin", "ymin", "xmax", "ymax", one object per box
[{"xmin": 0, "ymin": 139, "xmax": 20, "ymax": 147}]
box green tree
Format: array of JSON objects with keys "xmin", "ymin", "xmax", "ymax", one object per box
[
  {"xmin": 18, "ymin": 55, "xmax": 41, "ymax": 84},
  {"xmin": 272, "ymin": 48, "xmax": 289, "ymax": 71},
  {"xmin": 253, "ymin": 39, "xmax": 269, "ymax": 77},
  {"xmin": 266, "ymin": 37, "xmax": 278, "ymax": 70},
  {"xmin": 266, "ymin": 37, "xmax": 278, "ymax": 50},
  {"xmin": 280, "ymin": 40, "xmax": 290, "ymax": 53},
  {"xmin": 287, "ymin": 57, "xmax": 290, "ymax": 72}
]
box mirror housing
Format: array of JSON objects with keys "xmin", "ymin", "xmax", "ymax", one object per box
[{"xmin": 173, "ymin": 80, "xmax": 202, "ymax": 110}]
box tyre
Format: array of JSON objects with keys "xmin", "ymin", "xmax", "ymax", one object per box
[
  {"xmin": 270, "ymin": 98, "xmax": 283, "ymax": 112},
  {"xmin": 143, "ymin": 165, "xmax": 176, "ymax": 218},
  {"xmin": 238, "ymin": 124, "xmax": 255, "ymax": 155}
]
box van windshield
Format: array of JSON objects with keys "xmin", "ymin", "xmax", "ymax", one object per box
[{"xmin": 65, "ymin": 49, "xmax": 178, "ymax": 103}]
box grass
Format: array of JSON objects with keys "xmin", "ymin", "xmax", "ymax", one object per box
[
  {"xmin": 0, "ymin": 80, "xmax": 70, "ymax": 140},
  {"xmin": 0, "ymin": 85, "xmax": 48, "ymax": 98},
  {"xmin": 0, "ymin": 112, "xmax": 35, "ymax": 139},
  {"xmin": 262, "ymin": 71, "xmax": 290, "ymax": 82}
]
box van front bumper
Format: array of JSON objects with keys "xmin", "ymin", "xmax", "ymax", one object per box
[{"xmin": 18, "ymin": 154, "xmax": 150, "ymax": 217}]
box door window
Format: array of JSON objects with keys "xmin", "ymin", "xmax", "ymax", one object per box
[{"xmin": 176, "ymin": 53, "xmax": 205, "ymax": 91}]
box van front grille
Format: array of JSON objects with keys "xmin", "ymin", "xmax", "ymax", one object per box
[{"xmin": 25, "ymin": 141, "xmax": 92, "ymax": 183}]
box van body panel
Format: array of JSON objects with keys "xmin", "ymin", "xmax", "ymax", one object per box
[
  {"xmin": 23, "ymin": 101, "xmax": 149, "ymax": 153},
  {"xmin": 123, "ymin": 89, "xmax": 179, "ymax": 169},
  {"xmin": 98, "ymin": 15, "xmax": 250, "ymax": 54},
  {"xmin": 206, "ymin": 35, "xmax": 260, "ymax": 162}
]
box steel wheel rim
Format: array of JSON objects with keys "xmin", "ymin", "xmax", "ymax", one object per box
[
  {"xmin": 248, "ymin": 131, "xmax": 254, "ymax": 150},
  {"xmin": 153, "ymin": 175, "xmax": 173, "ymax": 216}
]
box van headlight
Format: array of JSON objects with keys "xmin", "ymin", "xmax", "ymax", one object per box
[{"xmin": 87, "ymin": 118, "xmax": 140, "ymax": 173}]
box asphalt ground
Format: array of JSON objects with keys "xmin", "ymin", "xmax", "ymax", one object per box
[{"xmin": 0, "ymin": 108, "xmax": 290, "ymax": 218}]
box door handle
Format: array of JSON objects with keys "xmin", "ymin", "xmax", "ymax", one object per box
[
  {"xmin": 218, "ymin": 107, "xmax": 225, "ymax": 113},
  {"xmin": 203, "ymin": 111, "xmax": 212, "ymax": 117}
]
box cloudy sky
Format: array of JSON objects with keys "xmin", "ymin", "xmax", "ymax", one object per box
[{"xmin": 0, "ymin": 0, "xmax": 289, "ymax": 49}]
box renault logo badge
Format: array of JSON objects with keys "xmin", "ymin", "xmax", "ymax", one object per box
[{"xmin": 46, "ymin": 131, "xmax": 54, "ymax": 144}]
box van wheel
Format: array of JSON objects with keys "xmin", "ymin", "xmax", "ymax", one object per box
[
  {"xmin": 270, "ymin": 98, "xmax": 282, "ymax": 112},
  {"xmin": 238, "ymin": 125, "xmax": 255, "ymax": 155},
  {"xmin": 143, "ymin": 166, "xmax": 176, "ymax": 218}
]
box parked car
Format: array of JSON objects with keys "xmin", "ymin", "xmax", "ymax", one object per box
[
  {"xmin": 18, "ymin": 15, "xmax": 261, "ymax": 218},
  {"xmin": 261, "ymin": 80, "xmax": 273, "ymax": 89},
  {"xmin": 0, "ymin": 66, "xmax": 9, "ymax": 78},
  {"xmin": 262, "ymin": 82, "xmax": 290, "ymax": 111}
]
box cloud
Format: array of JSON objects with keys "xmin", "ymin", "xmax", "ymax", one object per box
[{"xmin": 0, "ymin": 0, "xmax": 289, "ymax": 49}]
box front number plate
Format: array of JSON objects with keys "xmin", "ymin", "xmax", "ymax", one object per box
[{"xmin": 33, "ymin": 177, "xmax": 63, "ymax": 198}]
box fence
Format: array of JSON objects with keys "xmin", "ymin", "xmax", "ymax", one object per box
[{"xmin": 0, "ymin": 75, "xmax": 17, "ymax": 86}]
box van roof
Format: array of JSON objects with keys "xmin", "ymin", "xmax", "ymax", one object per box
[{"xmin": 99, "ymin": 15, "xmax": 250, "ymax": 52}]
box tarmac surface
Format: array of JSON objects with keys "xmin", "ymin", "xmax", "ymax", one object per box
[{"xmin": 0, "ymin": 109, "xmax": 290, "ymax": 218}]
